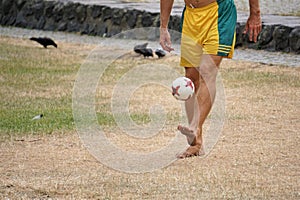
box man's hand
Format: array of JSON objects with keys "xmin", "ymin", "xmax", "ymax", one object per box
[
  {"xmin": 243, "ymin": 14, "xmax": 262, "ymax": 42},
  {"xmin": 160, "ymin": 28, "xmax": 174, "ymax": 52},
  {"xmin": 243, "ymin": 0, "xmax": 262, "ymax": 42}
]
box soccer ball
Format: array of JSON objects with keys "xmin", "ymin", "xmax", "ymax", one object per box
[{"xmin": 172, "ymin": 77, "xmax": 195, "ymax": 101}]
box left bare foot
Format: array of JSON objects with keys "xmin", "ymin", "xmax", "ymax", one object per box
[{"xmin": 177, "ymin": 125, "xmax": 196, "ymax": 145}]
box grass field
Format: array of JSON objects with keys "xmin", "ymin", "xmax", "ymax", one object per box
[{"xmin": 0, "ymin": 35, "xmax": 299, "ymax": 199}]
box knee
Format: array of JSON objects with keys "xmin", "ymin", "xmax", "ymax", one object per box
[
  {"xmin": 198, "ymin": 55, "xmax": 220, "ymax": 81},
  {"xmin": 185, "ymin": 67, "xmax": 200, "ymax": 91},
  {"xmin": 198, "ymin": 63, "xmax": 218, "ymax": 83}
]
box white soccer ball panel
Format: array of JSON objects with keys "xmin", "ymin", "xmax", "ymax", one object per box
[{"xmin": 172, "ymin": 77, "xmax": 195, "ymax": 101}]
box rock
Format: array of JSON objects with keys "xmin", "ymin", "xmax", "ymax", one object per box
[
  {"xmin": 135, "ymin": 12, "xmax": 144, "ymax": 28},
  {"xmin": 2, "ymin": 0, "xmax": 14, "ymax": 15},
  {"xmin": 111, "ymin": 9, "xmax": 124, "ymax": 26},
  {"xmin": 235, "ymin": 23, "xmax": 245, "ymax": 48},
  {"xmin": 27, "ymin": 18, "xmax": 39, "ymax": 29},
  {"xmin": 80, "ymin": 23, "xmax": 90, "ymax": 35},
  {"xmin": 31, "ymin": 0, "xmax": 45, "ymax": 21},
  {"xmin": 108, "ymin": 24, "xmax": 122, "ymax": 36},
  {"xmin": 88, "ymin": 23, "xmax": 97, "ymax": 36},
  {"xmin": 168, "ymin": 15, "xmax": 181, "ymax": 31},
  {"xmin": 152, "ymin": 15, "xmax": 160, "ymax": 27},
  {"xmin": 63, "ymin": 2, "xmax": 77, "ymax": 21},
  {"xmin": 22, "ymin": 2, "xmax": 34, "ymax": 17},
  {"xmin": 1, "ymin": 0, "xmax": 18, "ymax": 26},
  {"xmin": 90, "ymin": 5, "xmax": 103, "ymax": 18},
  {"xmin": 289, "ymin": 27, "xmax": 300, "ymax": 54},
  {"xmin": 15, "ymin": 11, "xmax": 27, "ymax": 27},
  {"xmin": 257, "ymin": 25, "xmax": 276, "ymax": 50},
  {"xmin": 273, "ymin": 25, "xmax": 293, "ymax": 52},
  {"xmin": 43, "ymin": 18, "xmax": 56, "ymax": 31},
  {"xmin": 67, "ymin": 20, "xmax": 81, "ymax": 32},
  {"xmin": 75, "ymin": 4, "xmax": 86, "ymax": 23},
  {"xmin": 0, "ymin": 2, "xmax": 2, "ymax": 22},
  {"xmin": 141, "ymin": 12, "xmax": 153, "ymax": 27},
  {"xmin": 126, "ymin": 9, "xmax": 139, "ymax": 28},
  {"xmin": 102, "ymin": 6, "xmax": 112, "ymax": 21},
  {"xmin": 95, "ymin": 23, "xmax": 107, "ymax": 37},
  {"xmin": 259, "ymin": 25, "xmax": 274, "ymax": 46},
  {"xmin": 52, "ymin": 2, "xmax": 64, "ymax": 22},
  {"xmin": 15, "ymin": 0, "xmax": 26, "ymax": 10},
  {"xmin": 36, "ymin": 15, "xmax": 46, "ymax": 29},
  {"xmin": 44, "ymin": 1, "xmax": 55, "ymax": 18},
  {"xmin": 57, "ymin": 21, "xmax": 67, "ymax": 31}
]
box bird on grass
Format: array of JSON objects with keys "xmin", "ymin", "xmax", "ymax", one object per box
[
  {"xmin": 134, "ymin": 43, "xmax": 153, "ymax": 58},
  {"xmin": 30, "ymin": 37, "xmax": 57, "ymax": 48},
  {"xmin": 155, "ymin": 49, "xmax": 166, "ymax": 58},
  {"xmin": 31, "ymin": 114, "xmax": 43, "ymax": 121}
]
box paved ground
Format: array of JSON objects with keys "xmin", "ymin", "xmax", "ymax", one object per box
[
  {"xmin": 50, "ymin": 0, "xmax": 300, "ymax": 27},
  {"xmin": 1, "ymin": 26, "xmax": 299, "ymax": 67}
]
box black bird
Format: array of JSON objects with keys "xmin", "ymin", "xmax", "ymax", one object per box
[
  {"xmin": 140, "ymin": 48, "xmax": 153, "ymax": 58},
  {"xmin": 30, "ymin": 37, "xmax": 57, "ymax": 48},
  {"xmin": 134, "ymin": 42, "xmax": 148, "ymax": 55},
  {"xmin": 155, "ymin": 49, "xmax": 166, "ymax": 58},
  {"xmin": 134, "ymin": 43, "xmax": 153, "ymax": 58}
]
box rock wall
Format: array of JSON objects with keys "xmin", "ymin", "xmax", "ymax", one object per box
[{"xmin": 0, "ymin": 0, "xmax": 299, "ymax": 54}]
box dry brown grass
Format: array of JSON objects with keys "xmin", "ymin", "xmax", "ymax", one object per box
[{"xmin": 0, "ymin": 36, "xmax": 299, "ymax": 199}]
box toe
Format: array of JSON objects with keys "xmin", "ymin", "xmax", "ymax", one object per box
[
  {"xmin": 176, "ymin": 145, "xmax": 204, "ymax": 159},
  {"xmin": 176, "ymin": 152, "xmax": 189, "ymax": 159}
]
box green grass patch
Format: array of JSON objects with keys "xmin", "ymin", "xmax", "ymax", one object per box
[
  {"xmin": 97, "ymin": 112, "xmax": 116, "ymax": 126},
  {"xmin": 0, "ymin": 107, "xmax": 73, "ymax": 134},
  {"xmin": 0, "ymin": 37, "xmax": 81, "ymax": 139}
]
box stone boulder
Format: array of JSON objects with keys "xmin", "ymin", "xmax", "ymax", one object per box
[
  {"xmin": 289, "ymin": 27, "xmax": 300, "ymax": 53},
  {"xmin": 0, "ymin": 0, "xmax": 299, "ymax": 54},
  {"xmin": 258, "ymin": 25, "xmax": 275, "ymax": 50},
  {"xmin": 273, "ymin": 25, "xmax": 293, "ymax": 52}
]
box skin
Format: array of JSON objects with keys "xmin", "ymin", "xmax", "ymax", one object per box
[
  {"xmin": 160, "ymin": 0, "xmax": 262, "ymax": 158},
  {"xmin": 244, "ymin": 0, "xmax": 262, "ymax": 42}
]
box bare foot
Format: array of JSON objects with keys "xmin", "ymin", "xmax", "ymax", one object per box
[
  {"xmin": 177, "ymin": 125, "xmax": 196, "ymax": 145},
  {"xmin": 176, "ymin": 145, "xmax": 205, "ymax": 159}
]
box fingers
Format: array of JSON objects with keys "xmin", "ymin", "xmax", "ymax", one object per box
[
  {"xmin": 160, "ymin": 41, "xmax": 174, "ymax": 52},
  {"xmin": 243, "ymin": 23, "xmax": 261, "ymax": 42},
  {"xmin": 251, "ymin": 23, "xmax": 261, "ymax": 42},
  {"xmin": 159, "ymin": 38, "xmax": 174, "ymax": 52},
  {"xmin": 248, "ymin": 25, "xmax": 254, "ymax": 42},
  {"xmin": 243, "ymin": 16, "xmax": 262, "ymax": 42},
  {"xmin": 253, "ymin": 27, "xmax": 258, "ymax": 42},
  {"xmin": 159, "ymin": 28, "xmax": 174, "ymax": 52},
  {"xmin": 243, "ymin": 25, "xmax": 249, "ymax": 35}
]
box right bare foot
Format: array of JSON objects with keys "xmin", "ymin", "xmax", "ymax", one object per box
[
  {"xmin": 176, "ymin": 145, "xmax": 205, "ymax": 159},
  {"xmin": 177, "ymin": 125, "xmax": 196, "ymax": 145}
]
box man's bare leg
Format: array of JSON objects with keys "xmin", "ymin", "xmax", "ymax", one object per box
[
  {"xmin": 177, "ymin": 55, "xmax": 222, "ymax": 158},
  {"xmin": 177, "ymin": 89, "xmax": 199, "ymax": 145}
]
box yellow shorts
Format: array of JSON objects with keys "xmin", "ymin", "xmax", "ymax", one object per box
[{"xmin": 180, "ymin": 0, "xmax": 237, "ymax": 67}]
